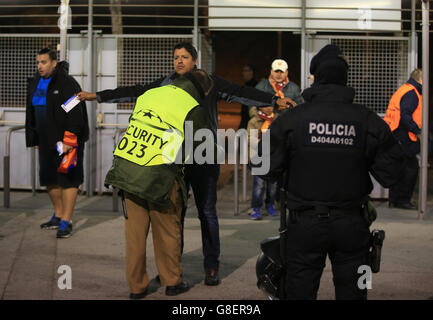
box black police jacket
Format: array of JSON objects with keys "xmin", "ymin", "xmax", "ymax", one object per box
[
  {"xmin": 25, "ymin": 61, "xmax": 89, "ymax": 148},
  {"xmin": 257, "ymin": 83, "xmax": 406, "ymax": 209}
]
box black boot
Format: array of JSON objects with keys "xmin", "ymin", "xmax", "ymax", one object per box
[{"xmin": 165, "ymin": 280, "xmax": 190, "ymax": 296}]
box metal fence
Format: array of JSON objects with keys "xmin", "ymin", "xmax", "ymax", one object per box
[
  {"xmin": 114, "ymin": 34, "xmax": 213, "ymax": 110},
  {"xmin": 200, "ymin": 33, "xmax": 213, "ymax": 73},
  {"xmin": 117, "ymin": 35, "xmax": 195, "ymax": 110},
  {"xmin": 0, "ymin": 35, "xmax": 60, "ymax": 109},
  {"xmin": 0, "ymin": 33, "xmax": 213, "ymax": 111},
  {"xmin": 332, "ymin": 37, "xmax": 409, "ymax": 115}
]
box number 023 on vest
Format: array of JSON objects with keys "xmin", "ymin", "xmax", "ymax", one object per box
[{"xmin": 114, "ymin": 85, "xmax": 199, "ymax": 166}]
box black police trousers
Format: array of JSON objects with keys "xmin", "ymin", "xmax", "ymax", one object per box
[
  {"xmin": 284, "ymin": 208, "xmax": 371, "ymax": 300},
  {"xmin": 389, "ymin": 154, "xmax": 418, "ymax": 205}
]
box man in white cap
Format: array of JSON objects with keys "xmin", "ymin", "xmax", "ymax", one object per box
[
  {"xmin": 249, "ymin": 59, "xmax": 303, "ymax": 215},
  {"xmin": 254, "ymin": 59, "xmax": 303, "ymax": 114}
]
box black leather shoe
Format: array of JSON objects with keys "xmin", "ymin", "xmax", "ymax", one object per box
[
  {"xmin": 205, "ymin": 269, "xmax": 220, "ymax": 286},
  {"xmin": 389, "ymin": 202, "xmax": 417, "ymax": 210},
  {"xmin": 165, "ymin": 280, "xmax": 190, "ymax": 296},
  {"xmin": 129, "ymin": 289, "xmax": 148, "ymax": 300},
  {"xmin": 395, "ymin": 202, "xmax": 417, "ymax": 210}
]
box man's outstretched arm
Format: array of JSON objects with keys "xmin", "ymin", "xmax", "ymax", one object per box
[
  {"xmin": 212, "ymin": 75, "xmax": 297, "ymax": 110},
  {"xmin": 77, "ymin": 78, "xmax": 164, "ymax": 103}
]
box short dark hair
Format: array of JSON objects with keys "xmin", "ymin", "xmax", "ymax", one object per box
[
  {"xmin": 38, "ymin": 48, "xmax": 57, "ymax": 61},
  {"xmin": 185, "ymin": 69, "xmax": 213, "ymax": 97},
  {"xmin": 173, "ymin": 42, "xmax": 198, "ymax": 61}
]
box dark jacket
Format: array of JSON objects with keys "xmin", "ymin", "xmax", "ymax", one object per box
[
  {"xmin": 239, "ymin": 78, "xmax": 259, "ymax": 130},
  {"xmin": 104, "ymin": 77, "xmax": 209, "ymax": 208},
  {"xmin": 393, "ymin": 77, "xmax": 422, "ymax": 156},
  {"xmin": 256, "ymin": 83, "xmax": 406, "ymax": 209},
  {"xmin": 26, "ymin": 61, "xmax": 89, "ymax": 148},
  {"xmin": 255, "ymin": 78, "xmax": 304, "ymax": 105},
  {"xmin": 96, "ymin": 71, "xmax": 277, "ymax": 136}
]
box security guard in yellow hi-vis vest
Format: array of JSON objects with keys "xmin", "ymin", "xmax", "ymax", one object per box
[{"xmin": 105, "ymin": 70, "xmax": 213, "ymax": 299}]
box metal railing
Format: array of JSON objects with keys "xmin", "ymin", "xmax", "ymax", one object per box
[
  {"xmin": 1, "ymin": 2, "xmax": 433, "ymax": 33},
  {"xmin": 233, "ymin": 134, "xmax": 248, "ymax": 216},
  {"xmin": 111, "ymin": 127, "xmax": 126, "ymax": 212},
  {"xmin": 0, "ymin": 120, "xmax": 26, "ymax": 125},
  {"xmin": 3, "ymin": 125, "xmax": 36, "ymax": 208}
]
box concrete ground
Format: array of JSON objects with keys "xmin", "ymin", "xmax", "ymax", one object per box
[{"xmin": 1, "ymin": 170, "xmax": 433, "ymax": 300}]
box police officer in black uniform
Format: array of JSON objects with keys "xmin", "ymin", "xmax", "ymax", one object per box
[{"xmin": 257, "ymin": 45, "xmax": 406, "ymax": 300}]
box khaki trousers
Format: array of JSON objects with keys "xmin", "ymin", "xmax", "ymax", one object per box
[{"xmin": 123, "ymin": 180, "xmax": 183, "ymax": 294}]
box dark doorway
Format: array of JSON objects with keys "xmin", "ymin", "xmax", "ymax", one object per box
[{"xmin": 212, "ymin": 31, "xmax": 301, "ymax": 130}]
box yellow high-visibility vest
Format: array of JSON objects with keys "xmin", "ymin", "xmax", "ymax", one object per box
[{"xmin": 114, "ymin": 85, "xmax": 198, "ymax": 166}]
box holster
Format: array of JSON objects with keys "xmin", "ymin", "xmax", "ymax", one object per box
[
  {"xmin": 368, "ymin": 229, "xmax": 385, "ymax": 273},
  {"xmin": 363, "ymin": 201, "xmax": 377, "ymax": 227}
]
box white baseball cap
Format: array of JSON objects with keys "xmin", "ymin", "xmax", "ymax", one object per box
[{"xmin": 271, "ymin": 59, "xmax": 288, "ymax": 72}]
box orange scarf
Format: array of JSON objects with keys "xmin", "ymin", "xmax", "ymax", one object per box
[
  {"xmin": 257, "ymin": 110, "xmax": 274, "ymax": 139},
  {"xmin": 57, "ymin": 131, "xmax": 78, "ymax": 174},
  {"xmin": 269, "ymin": 75, "xmax": 289, "ymax": 98}
]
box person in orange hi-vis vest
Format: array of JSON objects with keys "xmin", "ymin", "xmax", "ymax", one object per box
[{"xmin": 384, "ymin": 69, "xmax": 422, "ymax": 210}]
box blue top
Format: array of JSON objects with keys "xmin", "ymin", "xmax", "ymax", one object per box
[
  {"xmin": 32, "ymin": 77, "xmax": 52, "ymax": 144},
  {"xmin": 32, "ymin": 77, "xmax": 52, "ymax": 106}
]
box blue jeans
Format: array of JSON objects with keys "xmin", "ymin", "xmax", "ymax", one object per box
[
  {"xmin": 182, "ymin": 164, "xmax": 220, "ymax": 271},
  {"xmin": 251, "ymin": 175, "xmax": 277, "ymax": 208}
]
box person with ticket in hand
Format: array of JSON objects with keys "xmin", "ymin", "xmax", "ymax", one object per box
[{"xmin": 25, "ymin": 47, "xmax": 89, "ymax": 239}]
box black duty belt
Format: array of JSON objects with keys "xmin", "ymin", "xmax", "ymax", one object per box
[{"xmin": 294, "ymin": 205, "xmax": 362, "ymax": 218}]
